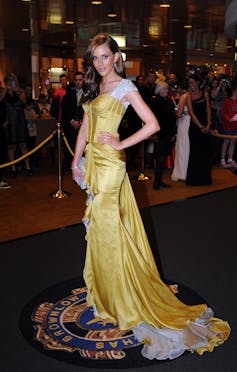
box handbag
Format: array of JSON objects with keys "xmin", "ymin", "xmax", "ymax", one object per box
[{"xmin": 75, "ymin": 156, "xmax": 86, "ymax": 189}]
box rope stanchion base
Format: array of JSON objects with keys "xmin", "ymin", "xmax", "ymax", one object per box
[
  {"xmin": 49, "ymin": 189, "xmax": 72, "ymax": 199},
  {"xmin": 133, "ymin": 172, "xmax": 151, "ymax": 181}
]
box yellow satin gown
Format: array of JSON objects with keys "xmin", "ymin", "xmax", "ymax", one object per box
[{"xmin": 81, "ymin": 80, "xmax": 230, "ymax": 359}]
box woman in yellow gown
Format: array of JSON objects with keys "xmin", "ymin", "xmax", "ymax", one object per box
[{"xmin": 71, "ymin": 34, "xmax": 230, "ymax": 360}]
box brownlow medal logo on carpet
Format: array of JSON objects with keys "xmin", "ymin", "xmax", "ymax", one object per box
[{"xmin": 31, "ymin": 287, "xmax": 141, "ymax": 360}]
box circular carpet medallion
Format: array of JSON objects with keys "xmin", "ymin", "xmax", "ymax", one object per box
[{"xmin": 19, "ymin": 276, "xmax": 206, "ymax": 369}]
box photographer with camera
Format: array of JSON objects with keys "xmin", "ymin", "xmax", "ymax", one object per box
[{"xmin": 3, "ymin": 73, "xmax": 32, "ymax": 177}]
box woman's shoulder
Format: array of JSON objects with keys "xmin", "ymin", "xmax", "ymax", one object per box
[
  {"xmin": 111, "ymin": 79, "xmax": 138, "ymax": 105},
  {"xmin": 179, "ymin": 92, "xmax": 188, "ymax": 103},
  {"xmin": 120, "ymin": 79, "xmax": 138, "ymax": 93}
]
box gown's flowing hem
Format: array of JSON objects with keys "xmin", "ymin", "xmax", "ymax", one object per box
[
  {"xmin": 90, "ymin": 304, "xmax": 230, "ymax": 361},
  {"xmin": 132, "ymin": 308, "xmax": 216, "ymax": 360},
  {"xmin": 82, "ymin": 172, "xmax": 230, "ymax": 361}
]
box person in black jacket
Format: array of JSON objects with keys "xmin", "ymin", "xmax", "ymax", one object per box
[
  {"xmin": 151, "ymin": 80, "xmax": 176, "ymax": 189},
  {"xmin": 61, "ymin": 72, "xmax": 86, "ymax": 171},
  {"xmin": 0, "ymin": 85, "xmax": 11, "ymax": 188}
]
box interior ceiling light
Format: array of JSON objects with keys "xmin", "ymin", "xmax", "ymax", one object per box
[
  {"xmin": 65, "ymin": 20, "xmax": 74, "ymax": 24},
  {"xmin": 160, "ymin": 3, "xmax": 171, "ymax": 8},
  {"xmin": 51, "ymin": 67, "xmax": 64, "ymax": 72},
  {"xmin": 49, "ymin": 15, "xmax": 62, "ymax": 24},
  {"xmin": 112, "ymin": 35, "xmax": 126, "ymax": 47},
  {"xmin": 21, "ymin": 27, "xmax": 30, "ymax": 31},
  {"xmin": 184, "ymin": 24, "xmax": 192, "ymax": 29},
  {"xmin": 91, "ymin": 1, "xmax": 102, "ymax": 4},
  {"xmin": 107, "ymin": 11, "xmax": 117, "ymax": 17}
]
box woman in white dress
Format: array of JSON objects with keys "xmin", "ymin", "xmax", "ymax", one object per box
[{"xmin": 171, "ymin": 82, "xmax": 191, "ymax": 181}]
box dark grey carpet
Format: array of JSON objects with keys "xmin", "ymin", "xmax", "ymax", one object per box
[{"xmin": 0, "ymin": 187, "xmax": 236, "ymax": 372}]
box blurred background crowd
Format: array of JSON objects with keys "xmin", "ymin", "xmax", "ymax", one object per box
[{"xmin": 1, "ymin": 67, "xmax": 237, "ymax": 190}]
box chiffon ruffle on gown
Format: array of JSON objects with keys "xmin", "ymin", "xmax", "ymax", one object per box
[{"xmin": 81, "ymin": 79, "xmax": 230, "ymax": 360}]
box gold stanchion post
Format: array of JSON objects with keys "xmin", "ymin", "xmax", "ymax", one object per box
[{"xmin": 49, "ymin": 122, "xmax": 71, "ymax": 199}]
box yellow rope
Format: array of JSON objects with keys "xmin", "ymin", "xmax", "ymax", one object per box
[
  {"xmin": 0, "ymin": 130, "xmax": 57, "ymax": 168},
  {"xmin": 61, "ymin": 131, "xmax": 75, "ymax": 157},
  {"xmin": 211, "ymin": 131, "xmax": 237, "ymax": 139},
  {"xmin": 1, "ymin": 128, "xmax": 236, "ymax": 170}
]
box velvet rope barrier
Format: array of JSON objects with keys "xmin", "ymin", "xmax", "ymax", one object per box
[
  {"xmin": 0, "ymin": 129, "xmax": 57, "ymax": 168},
  {"xmin": 1, "ymin": 130, "xmax": 237, "ymax": 171},
  {"xmin": 210, "ymin": 130, "xmax": 237, "ymax": 139},
  {"xmin": 61, "ymin": 131, "xmax": 74, "ymax": 157},
  {"xmin": 0, "ymin": 123, "xmax": 73, "ymax": 199}
]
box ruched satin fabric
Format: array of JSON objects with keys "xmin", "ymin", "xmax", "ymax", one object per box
[{"xmin": 81, "ymin": 93, "xmax": 230, "ymax": 359}]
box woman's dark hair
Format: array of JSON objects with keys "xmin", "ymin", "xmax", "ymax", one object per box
[
  {"xmin": 83, "ymin": 34, "xmax": 126, "ymax": 99},
  {"xmin": 188, "ymin": 73, "xmax": 201, "ymax": 84},
  {"xmin": 179, "ymin": 79, "xmax": 189, "ymax": 90}
]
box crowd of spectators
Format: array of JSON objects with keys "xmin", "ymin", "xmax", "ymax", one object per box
[
  {"xmin": 0, "ymin": 71, "xmax": 85, "ymax": 188},
  {"xmin": 1, "ymin": 68, "xmax": 237, "ymax": 190},
  {"xmin": 126, "ymin": 69, "xmax": 237, "ymax": 189}
]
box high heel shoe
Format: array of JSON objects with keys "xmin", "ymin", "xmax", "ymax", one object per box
[
  {"xmin": 153, "ymin": 181, "xmax": 171, "ymax": 190},
  {"xmin": 153, "ymin": 184, "xmax": 160, "ymax": 190},
  {"xmin": 159, "ymin": 182, "xmax": 171, "ymax": 188},
  {"xmin": 9, "ymin": 170, "xmax": 17, "ymax": 178},
  {"xmin": 22, "ymin": 168, "xmax": 33, "ymax": 176}
]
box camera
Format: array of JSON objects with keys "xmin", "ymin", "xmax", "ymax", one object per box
[{"xmin": 221, "ymin": 78, "xmax": 229, "ymax": 84}]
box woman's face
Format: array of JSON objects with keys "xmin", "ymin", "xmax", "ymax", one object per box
[
  {"xmin": 92, "ymin": 43, "xmax": 118, "ymax": 79},
  {"xmin": 188, "ymin": 78, "xmax": 199, "ymax": 92},
  {"xmin": 212, "ymin": 79, "xmax": 219, "ymax": 88}
]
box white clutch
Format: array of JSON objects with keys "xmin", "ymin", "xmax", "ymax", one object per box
[{"xmin": 75, "ymin": 156, "xmax": 86, "ymax": 190}]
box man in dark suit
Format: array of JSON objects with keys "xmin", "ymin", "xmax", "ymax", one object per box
[
  {"xmin": 151, "ymin": 80, "xmax": 176, "ymax": 189},
  {"xmin": 61, "ymin": 71, "xmax": 86, "ymax": 171}
]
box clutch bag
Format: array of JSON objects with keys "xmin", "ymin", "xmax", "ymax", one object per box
[{"xmin": 75, "ymin": 156, "xmax": 86, "ymax": 190}]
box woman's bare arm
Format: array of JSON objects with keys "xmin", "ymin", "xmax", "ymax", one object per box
[
  {"xmin": 71, "ymin": 112, "xmax": 88, "ymax": 177},
  {"xmin": 98, "ymin": 90, "xmax": 160, "ymax": 150}
]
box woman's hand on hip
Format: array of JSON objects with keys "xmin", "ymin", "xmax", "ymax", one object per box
[{"xmin": 98, "ymin": 131, "xmax": 122, "ymax": 150}]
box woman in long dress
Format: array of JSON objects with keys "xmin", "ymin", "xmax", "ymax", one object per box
[
  {"xmin": 186, "ymin": 75, "xmax": 213, "ymax": 186},
  {"xmin": 171, "ymin": 82, "xmax": 191, "ymax": 181},
  {"xmin": 71, "ymin": 34, "xmax": 230, "ymax": 361}
]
